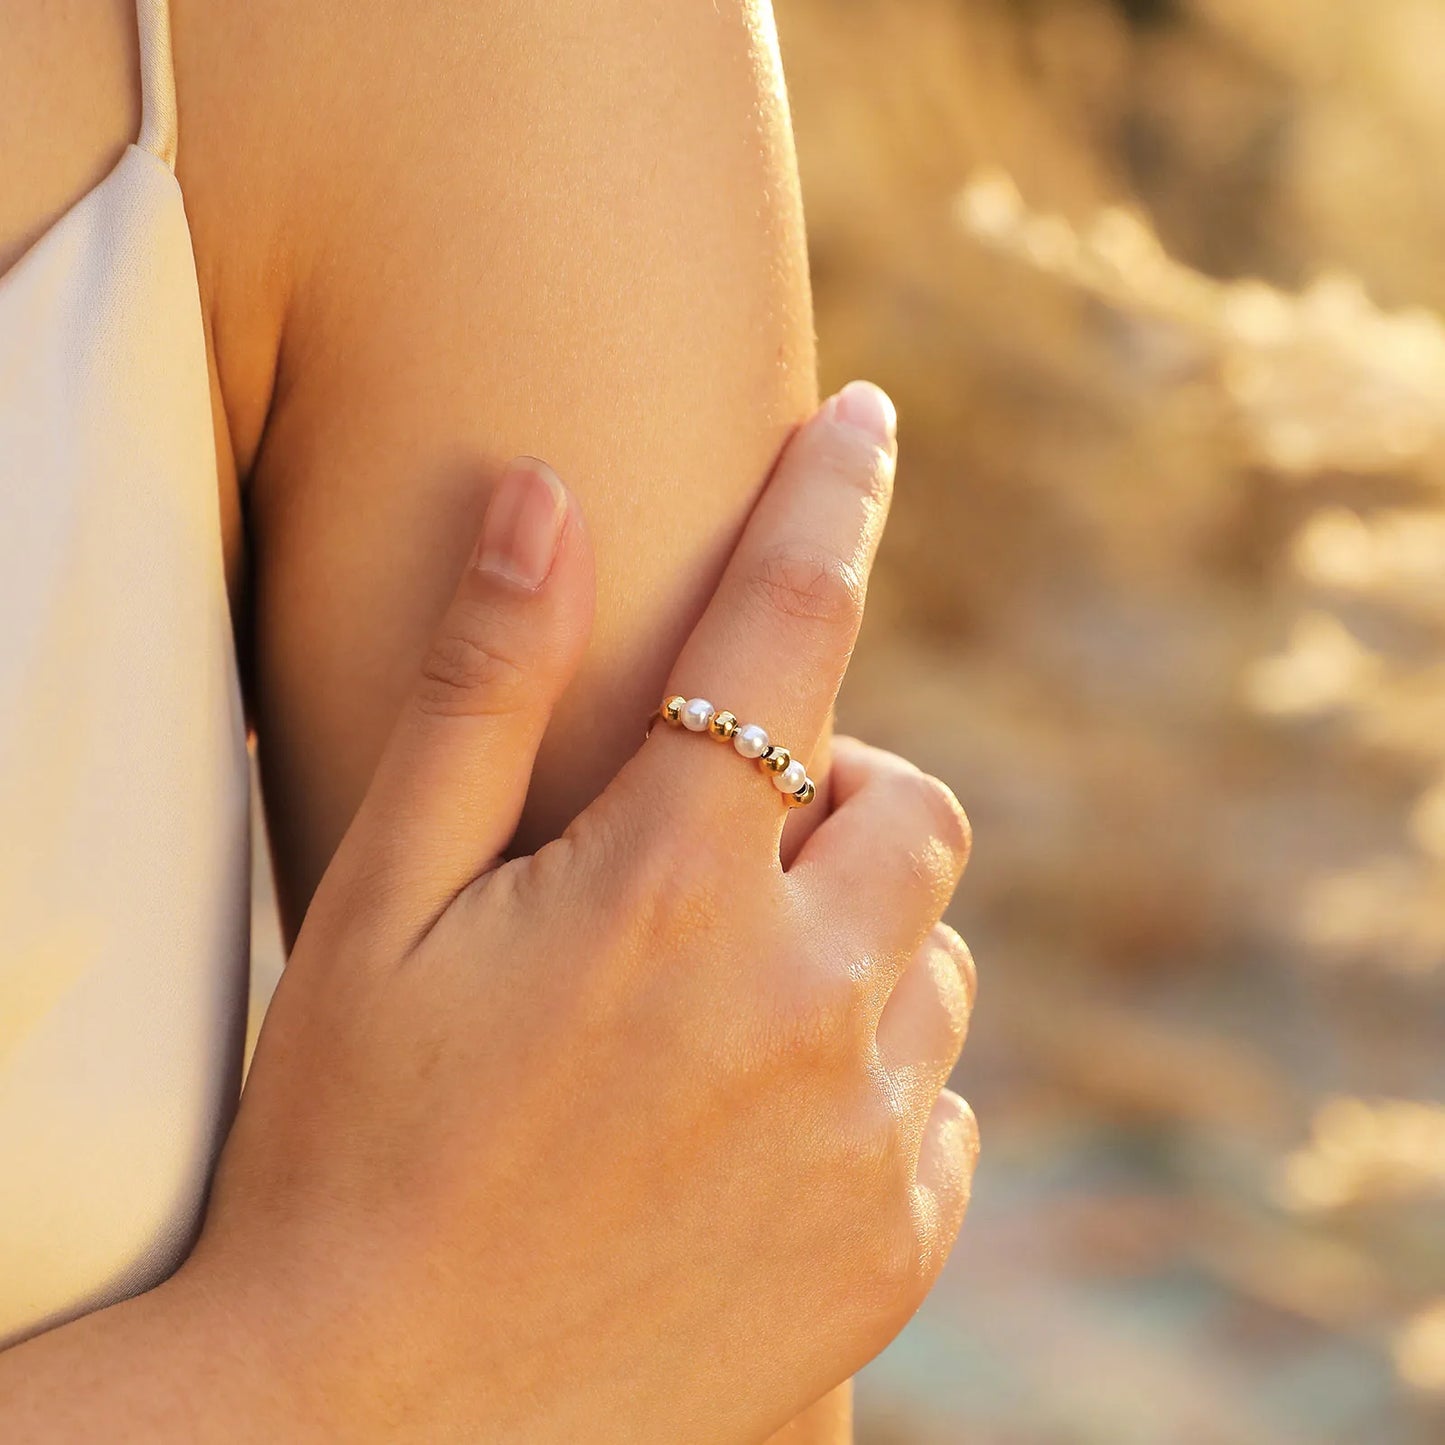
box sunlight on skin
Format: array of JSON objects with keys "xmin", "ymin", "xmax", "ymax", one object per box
[{"xmin": 746, "ymin": 0, "xmax": 792, "ymax": 109}]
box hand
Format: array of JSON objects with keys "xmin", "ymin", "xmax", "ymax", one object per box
[{"xmin": 183, "ymin": 383, "xmax": 978, "ymax": 1443}]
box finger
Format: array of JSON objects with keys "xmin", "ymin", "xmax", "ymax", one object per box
[
  {"xmin": 877, "ymin": 923, "xmax": 975, "ymax": 1131},
  {"xmin": 792, "ymin": 736, "xmax": 971, "ymax": 955},
  {"xmin": 632, "ymin": 382, "xmax": 898, "ymax": 827},
  {"xmin": 912, "ymin": 1090, "xmax": 979, "ymax": 1287},
  {"xmin": 332, "ymin": 459, "xmax": 595, "ymax": 947}
]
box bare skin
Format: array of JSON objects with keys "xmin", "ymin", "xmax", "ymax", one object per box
[
  {"xmin": 2, "ymin": 0, "xmax": 816, "ymax": 875},
  {"xmin": 0, "ymin": 1, "xmax": 956, "ymax": 1437},
  {"xmin": 0, "ymin": 401, "xmax": 978, "ymax": 1439}
]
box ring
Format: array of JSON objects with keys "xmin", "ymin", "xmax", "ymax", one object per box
[{"xmin": 650, "ymin": 696, "xmax": 817, "ymax": 808}]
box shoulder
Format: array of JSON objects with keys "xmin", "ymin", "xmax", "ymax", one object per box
[{"xmin": 174, "ymin": 0, "xmax": 805, "ymax": 482}]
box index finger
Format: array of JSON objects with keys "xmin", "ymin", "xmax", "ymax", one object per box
[{"xmin": 639, "ymin": 381, "xmax": 898, "ymax": 828}]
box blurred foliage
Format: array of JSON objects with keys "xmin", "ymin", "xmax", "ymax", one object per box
[{"xmin": 775, "ymin": 0, "xmax": 1445, "ymax": 1440}]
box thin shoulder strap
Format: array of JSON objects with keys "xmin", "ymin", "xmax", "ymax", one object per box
[{"xmin": 135, "ymin": 0, "xmax": 179, "ymax": 172}]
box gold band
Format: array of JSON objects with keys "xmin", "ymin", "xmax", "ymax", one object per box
[{"xmin": 652, "ymin": 695, "xmax": 817, "ymax": 808}]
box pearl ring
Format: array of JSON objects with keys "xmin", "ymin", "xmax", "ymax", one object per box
[{"xmin": 649, "ymin": 696, "xmax": 817, "ymax": 808}]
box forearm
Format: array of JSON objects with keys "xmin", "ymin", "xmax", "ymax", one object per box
[
  {"xmin": 0, "ymin": 1246, "xmax": 854, "ymax": 1444},
  {"xmin": 0, "ymin": 1270, "xmax": 293, "ymax": 1441}
]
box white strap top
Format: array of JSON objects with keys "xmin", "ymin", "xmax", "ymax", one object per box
[{"xmin": 0, "ymin": 0, "xmax": 250, "ymax": 1345}]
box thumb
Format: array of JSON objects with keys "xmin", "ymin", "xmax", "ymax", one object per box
[{"xmin": 334, "ymin": 458, "xmax": 594, "ymax": 947}]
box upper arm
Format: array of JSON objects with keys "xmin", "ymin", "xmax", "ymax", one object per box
[{"xmin": 225, "ymin": 0, "xmax": 817, "ymax": 934}]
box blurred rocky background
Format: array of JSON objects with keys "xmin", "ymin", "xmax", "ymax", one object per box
[{"xmin": 252, "ymin": 1, "xmax": 1445, "ymax": 1440}]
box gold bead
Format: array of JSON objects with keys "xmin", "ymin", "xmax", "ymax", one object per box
[
  {"xmin": 788, "ymin": 779, "xmax": 817, "ymax": 808},
  {"xmin": 709, "ymin": 710, "xmax": 739, "ymax": 741},
  {"xmin": 662, "ymin": 695, "xmax": 686, "ymax": 725},
  {"xmin": 762, "ymin": 746, "xmax": 791, "ymax": 775}
]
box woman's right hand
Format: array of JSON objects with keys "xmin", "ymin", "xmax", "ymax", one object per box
[{"xmin": 179, "ymin": 383, "xmax": 977, "ymax": 1443}]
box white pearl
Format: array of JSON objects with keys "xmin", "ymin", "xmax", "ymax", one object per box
[
  {"xmin": 733, "ymin": 723, "xmax": 770, "ymax": 759},
  {"xmin": 774, "ymin": 759, "xmax": 808, "ymax": 793},
  {"xmin": 682, "ymin": 697, "xmax": 715, "ymax": 732}
]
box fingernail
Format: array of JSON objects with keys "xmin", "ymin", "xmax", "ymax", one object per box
[
  {"xmin": 474, "ymin": 459, "xmax": 568, "ymax": 589},
  {"xmin": 829, "ymin": 380, "xmax": 897, "ymax": 447}
]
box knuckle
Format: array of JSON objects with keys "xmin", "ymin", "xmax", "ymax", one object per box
[
  {"xmin": 856, "ymin": 1212, "xmax": 926, "ymax": 1326},
  {"xmin": 954, "ymin": 1093, "xmax": 982, "ymax": 1158},
  {"xmin": 908, "ymin": 771, "xmax": 972, "ymax": 864},
  {"xmin": 931, "ymin": 923, "xmax": 978, "ymax": 1012},
  {"xmin": 845, "ymin": 1111, "xmax": 927, "ymax": 1317},
  {"xmin": 897, "ymin": 1202, "xmax": 941, "ymax": 1301},
  {"xmin": 415, "ymin": 614, "xmax": 528, "ymax": 718},
  {"xmin": 846, "ymin": 1091, "xmax": 981, "ymax": 1322},
  {"xmin": 894, "ymin": 1199, "xmax": 947, "ymax": 1303},
  {"xmin": 931, "ymin": 1092, "xmax": 982, "ymax": 1188},
  {"xmin": 860, "ymin": 1085, "xmax": 913, "ymax": 1184},
  {"xmin": 926, "ymin": 961, "xmax": 971, "ymax": 1056},
  {"xmin": 746, "ymin": 543, "xmax": 865, "ymax": 631}
]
